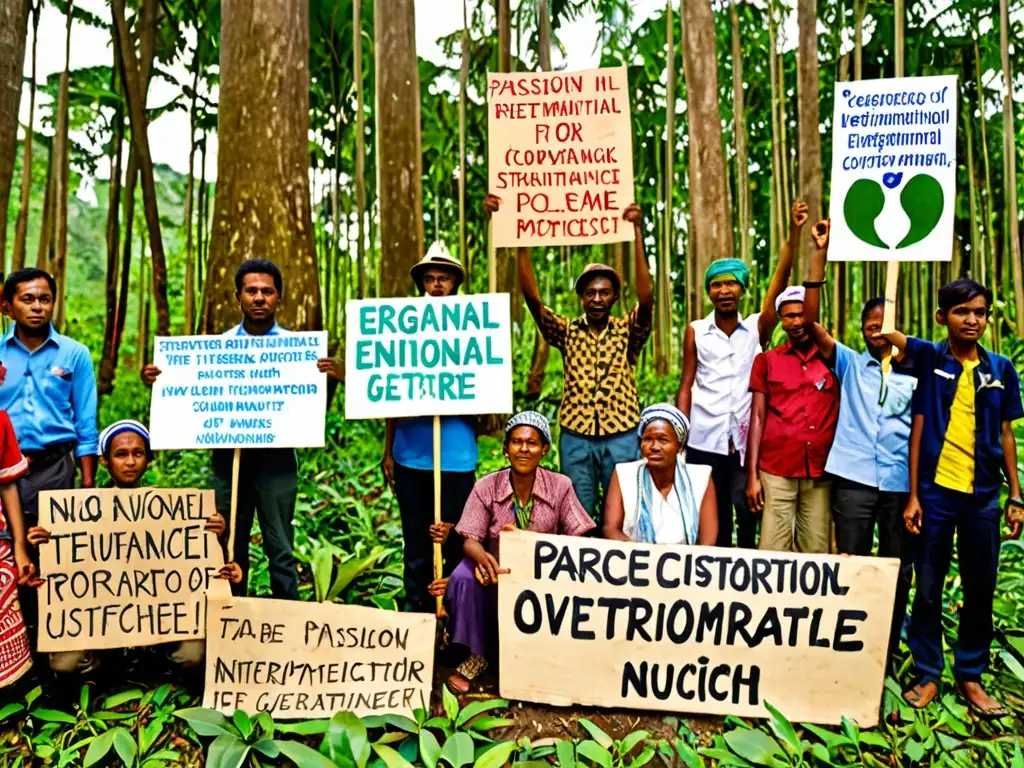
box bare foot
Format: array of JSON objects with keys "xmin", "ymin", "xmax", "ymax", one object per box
[
  {"xmin": 446, "ymin": 672, "xmax": 471, "ymax": 695},
  {"xmin": 956, "ymin": 680, "xmax": 1008, "ymax": 719},
  {"xmin": 903, "ymin": 680, "xmax": 939, "ymax": 709}
]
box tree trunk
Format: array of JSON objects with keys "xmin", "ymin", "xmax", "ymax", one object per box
[
  {"xmin": 52, "ymin": 0, "xmax": 73, "ymax": 330},
  {"xmin": 203, "ymin": 0, "xmax": 320, "ymax": 331},
  {"xmin": 459, "ymin": 0, "xmax": 469, "ymax": 285},
  {"xmin": 767, "ymin": 0, "xmax": 784, "ymax": 248},
  {"xmin": 354, "ymin": 0, "xmax": 366, "ymax": 299},
  {"xmin": 974, "ymin": 41, "xmax": 997, "ymax": 300},
  {"xmin": 35, "ymin": 140, "xmax": 53, "ymax": 270},
  {"xmin": 999, "ymin": 0, "xmax": 1024, "ymax": 333},
  {"xmin": 183, "ymin": 36, "xmax": 201, "ymax": 334},
  {"xmin": 97, "ymin": 83, "xmax": 125, "ymax": 396},
  {"xmin": 729, "ymin": 0, "xmax": 750, "ymax": 266},
  {"xmin": 375, "ymin": 0, "xmax": 423, "ymax": 299},
  {"xmin": 11, "ymin": 0, "xmax": 37, "ymax": 271},
  {"xmin": 682, "ymin": 0, "xmax": 733, "ymax": 310},
  {"xmin": 0, "ymin": 0, "xmax": 29, "ymax": 258},
  {"xmin": 112, "ymin": 0, "xmax": 171, "ymax": 336},
  {"xmin": 796, "ymin": 0, "xmax": 822, "ymax": 270},
  {"xmin": 657, "ymin": 0, "xmax": 675, "ymax": 375}
]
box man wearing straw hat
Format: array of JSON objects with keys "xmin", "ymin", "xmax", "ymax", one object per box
[
  {"xmin": 381, "ymin": 243, "xmax": 480, "ymax": 613},
  {"xmin": 484, "ymin": 195, "xmax": 653, "ymax": 523}
]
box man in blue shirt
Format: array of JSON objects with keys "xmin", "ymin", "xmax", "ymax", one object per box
[
  {"xmin": 0, "ymin": 269, "xmax": 98, "ymax": 520},
  {"xmin": 143, "ymin": 259, "xmax": 339, "ymax": 600},
  {"xmin": 882, "ymin": 279, "xmax": 1023, "ymax": 718},
  {"xmin": 380, "ymin": 247, "xmax": 478, "ymax": 613}
]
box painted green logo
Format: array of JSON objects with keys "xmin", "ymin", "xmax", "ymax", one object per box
[{"xmin": 843, "ymin": 173, "xmax": 943, "ymax": 250}]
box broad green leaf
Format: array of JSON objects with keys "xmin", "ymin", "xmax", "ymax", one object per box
[
  {"xmin": 999, "ymin": 649, "xmax": 1024, "ymax": 682},
  {"xmin": 252, "ymin": 739, "xmax": 282, "ymax": 758},
  {"xmin": 363, "ymin": 714, "xmax": 419, "ymax": 733},
  {"xmin": 277, "ymin": 719, "xmax": 329, "ymax": 736},
  {"xmin": 0, "ymin": 702, "xmax": 25, "ymax": 722},
  {"xmin": 1011, "ymin": 745, "xmax": 1024, "ymax": 768},
  {"xmin": 420, "ymin": 729, "xmax": 442, "ymax": 768},
  {"xmin": 801, "ymin": 723, "xmax": 851, "ymax": 751},
  {"xmin": 455, "ymin": 699, "xmax": 510, "ymax": 728},
  {"xmin": 373, "ymin": 743, "xmax": 417, "ymax": 768},
  {"xmin": 278, "ymin": 740, "xmax": 340, "ymax": 768},
  {"xmin": 206, "ymin": 734, "xmax": 250, "ymax": 768},
  {"xmin": 140, "ymin": 720, "xmax": 164, "ymax": 755},
  {"xmin": 84, "ymin": 730, "xmax": 116, "ymax": 768},
  {"xmin": 578, "ymin": 719, "xmax": 613, "ymax": 750},
  {"xmin": 576, "ymin": 740, "xmax": 613, "ymax": 768},
  {"xmin": 465, "ymin": 716, "xmax": 514, "ymax": 732},
  {"xmin": 859, "ymin": 731, "xmax": 889, "ymax": 749},
  {"xmin": 473, "ymin": 741, "xmax": 518, "ymax": 768},
  {"xmin": 33, "ymin": 708, "xmax": 76, "ymax": 724},
  {"xmin": 697, "ymin": 747, "xmax": 754, "ymax": 767},
  {"xmin": 631, "ymin": 745, "xmax": 656, "ymax": 768},
  {"xmin": 175, "ymin": 708, "xmax": 236, "ymax": 738},
  {"xmin": 103, "ymin": 690, "xmax": 144, "ymax": 709},
  {"xmin": 232, "ymin": 710, "xmax": 252, "ymax": 739},
  {"xmin": 442, "ymin": 686, "xmax": 460, "ymax": 722},
  {"xmin": 763, "ymin": 702, "xmax": 801, "ymax": 757},
  {"xmin": 112, "ymin": 727, "xmax": 138, "ymax": 768},
  {"xmin": 440, "ymin": 732, "xmax": 476, "ymax": 768},
  {"xmin": 618, "ymin": 730, "xmax": 649, "ymax": 756},
  {"xmin": 555, "ymin": 739, "xmax": 577, "ymax": 768},
  {"xmin": 905, "ymin": 739, "xmax": 926, "ymax": 762},
  {"xmin": 840, "ymin": 716, "xmax": 860, "ymax": 750},
  {"xmin": 809, "ymin": 743, "xmax": 831, "ymax": 764},
  {"xmin": 722, "ymin": 729, "xmax": 784, "ymax": 765}
]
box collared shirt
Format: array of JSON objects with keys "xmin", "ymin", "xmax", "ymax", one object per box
[
  {"xmin": 934, "ymin": 358, "xmax": 980, "ymax": 493},
  {"xmin": 0, "ymin": 324, "xmax": 98, "ymax": 457},
  {"xmin": 539, "ymin": 306, "xmax": 651, "ymax": 436},
  {"xmin": 456, "ymin": 466, "xmax": 595, "ymax": 557},
  {"xmin": 394, "ymin": 416, "xmax": 478, "ymax": 472},
  {"xmin": 223, "ymin": 321, "xmax": 286, "ymax": 337},
  {"xmin": 688, "ymin": 311, "xmax": 762, "ymax": 462},
  {"xmin": 748, "ymin": 341, "xmax": 839, "ymax": 479},
  {"xmin": 904, "ymin": 337, "xmax": 1023, "ymax": 499},
  {"xmin": 824, "ymin": 343, "xmax": 915, "ymax": 492},
  {"xmin": 0, "ymin": 411, "xmax": 28, "ymax": 539}
]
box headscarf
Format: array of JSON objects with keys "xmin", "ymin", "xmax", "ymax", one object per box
[
  {"xmin": 631, "ymin": 404, "xmax": 698, "ymax": 546},
  {"xmin": 505, "ymin": 411, "xmax": 552, "ymax": 446},
  {"xmin": 704, "ymin": 258, "xmax": 750, "ymax": 293},
  {"xmin": 98, "ymin": 420, "xmax": 151, "ymax": 457},
  {"xmin": 775, "ymin": 285, "xmax": 806, "ymax": 313}
]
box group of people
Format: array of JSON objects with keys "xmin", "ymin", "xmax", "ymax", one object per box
[
  {"xmin": 407, "ymin": 196, "xmax": 1023, "ymax": 718},
  {"xmin": 0, "ymin": 193, "xmax": 1021, "ymax": 722}
]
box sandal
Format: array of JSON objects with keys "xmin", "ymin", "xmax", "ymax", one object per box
[
  {"xmin": 954, "ymin": 681, "xmax": 1009, "ymax": 720},
  {"xmin": 902, "ymin": 680, "xmax": 939, "ymax": 710},
  {"xmin": 445, "ymin": 654, "xmax": 487, "ymax": 695},
  {"xmin": 445, "ymin": 673, "xmax": 471, "ymax": 695}
]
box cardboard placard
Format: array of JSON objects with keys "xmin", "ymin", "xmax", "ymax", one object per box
[
  {"xmin": 37, "ymin": 488, "xmax": 229, "ymax": 652},
  {"xmin": 498, "ymin": 531, "xmax": 899, "ymax": 725},
  {"xmin": 203, "ymin": 597, "xmax": 435, "ymax": 719},
  {"xmin": 148, "ymin": 331, "xmax": 328, "ymax": 450},
  {"xmin": 487, "ymin": 65, "xmax": 635, "ymax": 247},
  {"xmin": 344, "ymin": 294, "xmax": 513, "ymax": 419},
  {"xmin": 829, "ymin": 75, "xmax": 957, "ymax": 261}
]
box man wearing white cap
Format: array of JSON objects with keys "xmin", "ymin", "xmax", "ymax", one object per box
[
  {"xmin": 745, "ymin": 280, "xmax": 839, "ymax": 553},
  {"xmin": 483, "ymin": 195, "xmax": 654, "ymax": 523},
  {"xmin": 381, "ymin": 243, "xmax": 480, "ymax": 613}
]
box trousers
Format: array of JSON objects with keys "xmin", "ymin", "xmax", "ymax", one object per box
[
  {"xmin": 687, "ymin": 447, "xmax": 755, "ymax": 548},
  {"xmin": 908, "ymin": 482, "xmax": 1001, "ymax": 683},
  {"xmin": 559, "ymin": 429, "xmax": 639, "ymax": 523},
  {"xmin": 393, "ymin": 463, "xmax": 475, "ymax": 613},
  {"xmin": 758, "ymin": 471, "xmax": 831, "ymax": 553},
  {"xmin": 212, "ymin": 448, "xmax": 299, "ymax": 600}
]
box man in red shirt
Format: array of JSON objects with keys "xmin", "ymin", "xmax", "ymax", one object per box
[{"xmin": 745, "ymin": 285, "xmax": 839, "ymax": 553}]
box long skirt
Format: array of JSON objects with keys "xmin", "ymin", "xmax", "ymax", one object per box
[
  {"xmin": 0, "ymin": 539, "xmax": 32, "ymax": 687},
  {"xmin": 444, "ymin": 557, "xmax": 498, "ymax": 660}
]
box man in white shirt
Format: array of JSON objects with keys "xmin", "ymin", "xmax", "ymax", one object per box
[{"xmin": 676, "ymin": 202, "xmax": 807, "ymax": 547}]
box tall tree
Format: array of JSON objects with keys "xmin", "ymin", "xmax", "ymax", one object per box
[
  {"xmin": 202, "ymin": 0, "xmax": 321, "ymax": 331},
  {"xmin": 354, "ymin": 0, "xmax": 367, "ymax": 299},
  {"xmin": 1000, "ymin": 0, "xmax": 1023, "ymax": 333},
  {"xmin": 0, "ymin": 0, "xmax": 28, "ymax": 260},
  {"xmin": 375, "ymin": 0, "xmax": 423, "ymax": 298},
  {"xmin": 111, "ymin": 0, "xmax": 171, "ymax": 335},
  {"xmin": 183, "ymin": 33, "xmax": 202, "ymax": 333},
  {"xmin": 51, "ymin": 0, "xmax": 73, "ymax": 329},
  {"xmin": 658, "ymin": 0, "xmax": 675, "ymax": 371},
  {"xmin": 11, "ymin": 0, "xmax": 37, "ymax": 271},
  {"xmin": 682, "ymin": 0, "xmax": 733, "ymax": 315},
  {"xmin": 97, "ymin": 65, "xmax": 124, "ymax": 396},
  {"xmin": 729, "ymin": 0, "xmax": 750, "ymax": 266},
  {"xmin": 796, "ymin": 0, "xmax": 822, "ymax": 269}
]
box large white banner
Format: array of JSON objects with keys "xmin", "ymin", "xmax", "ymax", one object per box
[
  {"xmin": 829, "ymin": 75, "xmax": 957, "ymax": 262},
  {"xmin": 487, "ymin": 65, "xmax": 635, "ymax": 248},
  {"xmin": 345, "ymin": 294, "xmax": 513, "ymax": 420},
  {"xmin": 149, "ymin": 332, "xmax": 328, "ymax": 450}
]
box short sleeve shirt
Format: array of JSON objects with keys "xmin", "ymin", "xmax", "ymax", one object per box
[
  {"xmin": 748, "ymin": 342, "xmax": 839, "ymax": 478},
  {"xmin": 0, "ymin": 411, "xmax": 28, "ymax": 538},
  {"xmin": 455, "ymin": 467, "xmax": 595, "ymax": 558},
  {"xmin": 539, "ymin": 306, "xmax": 651, "ymax": 436}
]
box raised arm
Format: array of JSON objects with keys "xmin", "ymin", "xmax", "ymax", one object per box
[
  {"xmin": 516, "ymin": 245, "xmax": 544, "ymax": 322},
  {"xmin": 676, "ymin": 324, "xmax": 697, "ymax": 418},
  {"xmin": 804, "ymin": 219, "xmax": 834, "ymax": 358},
  {"xmin": 758, "ymin": 201, "xmax": 808, "ymax": 346},
  {"xmin": 624, "ymin": 203, "xmax": 653, "ymax": 326}
]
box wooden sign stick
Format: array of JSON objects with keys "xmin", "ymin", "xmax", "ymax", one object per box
[
  {"xmin": 227, "ymin": 447, "xmax": 241, "ymax": 570},
  {"xmin": 432, "ymin": 415, "xmax": 444, "ymax": 618}
]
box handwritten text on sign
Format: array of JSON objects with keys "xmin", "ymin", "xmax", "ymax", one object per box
[
  {"xmin": 148, "ymin": 331, "xmax": 328, "ymax": 450},
  {"xmin": 37, "ymin": 488, "xmax": 229, "ymax": 652},
  {"xmin": 488, "ymin": 66, "xmax": 635, "ymax": 247},
  {"xmin": 498, "ymin": 532, "xmax": 899, "ymax": 726},
  {"xmin": 203, "ymin": 597, "xmax": 435, "ymax": 719},
  {"xmin": 829, "ymin": 75, "xmax": 957, "ymax": 262},
  {"xmin": 344, "ymin": 295, "xmax": 513, "ymax": 419}
]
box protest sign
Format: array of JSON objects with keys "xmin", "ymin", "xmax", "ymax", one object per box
[
  {"xmin": 487, "ymin": 65, "xmax": 635, "ymax": 247},
  {"xmin": 344, "ymin": 294, "xmax": 513, "ymax": 419},
  {"xmin": 498, "ymin": 531, "xmax": 899, "ymax": 726},
  {"xmin": 829, "ymin": 75, "xmax": 957, "ymax": 262},
  {"xmin": 37, "ymin": 488, "xmax": 230, "ymax": 652},
  {"xmin": 148, "ymin": 331, "xmax": 328, "ymax": 450},
  {"xmin": 203, "ymin": 596, "xmax": 435, "ymax": 719}
]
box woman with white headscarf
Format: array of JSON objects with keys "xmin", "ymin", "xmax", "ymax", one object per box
[{"xmin": 603, "ymin": 404, "xmax": 718, "ymax": 545}]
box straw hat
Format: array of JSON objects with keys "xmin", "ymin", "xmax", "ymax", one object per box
[
  {"xmin": 410, "ymin": 242, "xmax": 465, "ymax": 291},
  {"xmin": 574, "ymin": 263, "xmax": 622, "ymax": 295}
]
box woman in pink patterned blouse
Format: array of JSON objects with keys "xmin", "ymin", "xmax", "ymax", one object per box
[{"xmin": 442, "ymin": 411, "xmax": 594, "ymax": 694}]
